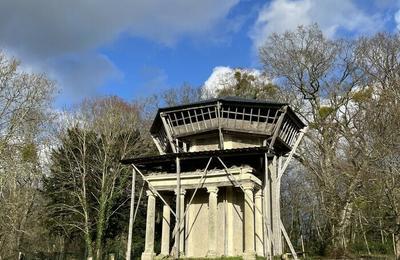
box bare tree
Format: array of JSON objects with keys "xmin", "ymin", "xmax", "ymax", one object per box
[
  {"xmin": 259, "ymin": 24, "xmax": 369, "ymax": 251},
  {"xmin": 0, "ymin": 51, "xmax": 55, "ymax": 257},
  {"xmin": 161, "ymin": 83, "xmax": 202, "ymax": 107},
  {"xmin": 46, "ymin": 96, "xmax": 153, "ymax": 259},
  {"xmin": 356, "ymin": 32, "xmax": 400, "ymax": 259}
]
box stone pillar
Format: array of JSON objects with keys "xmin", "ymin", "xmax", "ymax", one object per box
[
  {"xmin": 142, "ymin": 190, "xmax": 156, "ymax": 260},
  {"xmin": 174, "ymin": 189, "xmax": 186, "ymax": 256},
  {"xmin": 226, "ymin": 186, "xmax": 235, "ymax": 256},
  {"xmin": 207, "ymin": 186, "xmax": 219, "ymax": 257},
  {"xmin": 243, "ymin": 183, "xmax": 256, "ymax": 260},
  {"xmin": 255, "ymin": 189, "xmax": 264, "ymax": 256},
  {"xmin": 160, "ymin": 197, "xmax": 171, "ymax": 256}
]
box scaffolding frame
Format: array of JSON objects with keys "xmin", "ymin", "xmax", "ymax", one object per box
[
  {"xmin": 152, "ymin": 99, "xmax": 302, "ymax": 154},
  {"xmin": 125, "ymin": 126, "xmax": 307, "ymax": 260},
  {"xmin": 125, "ymin": 98, "xmax": 307, "ymax": 260}
]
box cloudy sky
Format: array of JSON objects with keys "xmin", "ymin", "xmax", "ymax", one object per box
[{"xmin": 1, "ymin": 0, "xmax": 399, "ymax": 107}]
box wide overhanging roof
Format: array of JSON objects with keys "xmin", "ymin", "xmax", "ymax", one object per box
[
  {"xmin": 120, "ymin": 146, "xmax": 274, "ymax": 167},
  {"xmin": 157, "ymin": 96, "xmax": 287, "ymax": 112},
  {"xmin": 150, "ymin": 96, "xmax": 305, "ymax": 134}
]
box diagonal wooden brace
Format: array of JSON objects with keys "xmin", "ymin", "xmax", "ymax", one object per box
[{"xmin": 132, "ymin": 164, "xmax": 177, "ymax": 218}]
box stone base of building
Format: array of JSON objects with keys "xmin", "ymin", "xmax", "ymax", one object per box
[
  {"xmin": 141, "ymin": 252, "xmax": 156, "ymax": 260},
  {"xmin": 206, "ymin": 250, "xmax": 218, "ymax": 258},
  {"xmin": 242, "ymin": 251, "xmax": 256, "ymax": 260}
]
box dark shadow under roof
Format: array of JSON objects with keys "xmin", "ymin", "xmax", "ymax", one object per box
[{"xmin": 120, "ymin": 146, "xmax": 274, "ymax": 167}]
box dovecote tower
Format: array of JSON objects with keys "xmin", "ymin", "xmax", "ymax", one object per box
[{"xmin": 122, "ymin": 97, "xmax": 307, "ymax": 260}]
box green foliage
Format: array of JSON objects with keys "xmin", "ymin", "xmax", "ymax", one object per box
[
  {"xmin": 349, "ymin": 240, "xmax": 393, "ymax": 255},
  {"xmin": 351, "ymin": 87, "xmax": 373, "ymax": 103},
  {"xmin": 182, "ymin": 257, "xmax": 243, "ymax": 260},
  {"xmin": 216, "ymin": 70, "xmax": 280, "ymax": 101},
  {"xmin": 20, "ymin": 142, "xmax": 38, "ymax": 162},
  {"xmin": 44, "ymin": 123, "xmax": 146, "ymax": 257},
  {"xmin": 318, "ymin": 106, "xmax": 335, "ymax": 119}
]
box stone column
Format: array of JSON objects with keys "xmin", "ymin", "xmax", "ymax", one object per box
[
  {"xmin": 141, "ymin": 190, "xmax": 156, "ymax": 260},
  {"xmin": 243, "ymin": 183, "xmax": 256, "ymax": 260},
  {"xmin": 226, "ymin": 186, "xmax": 234, "ymax": 256},
  {"xmin": 160, "ymin": 197, "xmax": 171, "ymax": 256},
  {"xmin": 255, "ymin": 189, "xmax": 264, "ymax": 256},
  {"xmin": 207, "ymin": 186, "xmax": 219, "ymax": 257},
  {"xmin": 174, "ymin": 189, "xmax": 186, "ymax": 256}
]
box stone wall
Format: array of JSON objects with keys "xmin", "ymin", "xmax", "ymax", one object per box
[
  {"xmin": 184, "ymin": 187, "xmax": 245, "ymax": 257},
  {"xmin": 188, "ymin": 133, "xmax": 264, "ymax": 152}
]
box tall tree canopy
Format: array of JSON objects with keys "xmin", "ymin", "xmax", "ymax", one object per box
[
  {"xmin": 259, "ymin": 24, "xmax": 400, "ymax": 256},
  {"xmin": 0, "ymin": 51, "xmax": 55, "ymax": 257},
  {"xmin": 45, "ymin": 97, "xmax": 154, "ymax": 259}
]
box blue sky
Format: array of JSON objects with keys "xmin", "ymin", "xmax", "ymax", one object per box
[
  {"xmin": 98, "ymin": 1, "xmax": 259, "ymax": 101},
  {"xmin": 0, "ymin": 0, "xmax": 399, "ymax": 107}
]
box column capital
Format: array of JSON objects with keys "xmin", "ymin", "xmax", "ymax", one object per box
[
  {"xmin": 255, "ymin": 188, "xmax": 263, "ymax": 198},
  {"xmin": 206, "ymin": 186, "xmax": 219, "ymax": 194},
  {"xmin": 174, "ymin": 189, "xmax": 186, "ymax": 196},
  {"xmin": 242, "ymin": 182, "xmax": 255, "ymax": 191},
  {"xmin": 146, "ymin": 190, "xmax": 156, "ymax": 197}
]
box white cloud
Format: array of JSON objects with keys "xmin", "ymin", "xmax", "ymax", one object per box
[
  {"xmin": 202, "ymin": 66, "xmax": 270, "ymax": 98},
  {"xmin": 395, "ymin": 9, "xmax": 400, "ymax": 31},
  {"xmin": 250, "ymin": 0, "xmax": 386, "ymax": 49},
  {"xmin": 203, "ymin": 66, "xmax": 238, "ymax": 97},
  {"xmin": 0, "ymin": 0, "xmax": 240, "ymax": 103},
  {"xmin": 0, "ymin": 0, "xmax": 239, "ymax": 58}
]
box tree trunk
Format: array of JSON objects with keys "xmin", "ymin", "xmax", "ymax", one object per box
[
  {"xmin": 395, "ymin": 215, "xmax": 400, "ymax": 260},
  {"xmin": 95, "ymin": 195, "xmax": 107, "ymax": 260},
  {"xmin": 335, "ymin": 201, "xmax": 353, "ymax": 248},
  {"xmin": 84, "ymin": 228, "xmax": 93, "ymax": 259}
]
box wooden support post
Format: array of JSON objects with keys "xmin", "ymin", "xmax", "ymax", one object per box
[
  {"xmin": 217, "ymin": 101, "xmax": 224, "ymax": 150},
  {"xmin": 172, "ymin": 157, "xmax": 213, "ymax": 239},
  {"xmin": 280, "ymin": 221, "xmax": 298, "ymax": 260},
  {"xmin": 270, "ymin": 156, "xmax": 283, "ymax": 255},
  {"xmin": 132, "ymin": 164, "xmax": 176, "ymax": 218},
  {"xmin": 278, "ymin": 126, "xmax": 308, "ymax": 179},
  {"xmin": 181, "ymin": 157, "xmax": 212, "ymax": 219},
  {"xmin": 151, "ymin": 136, "xmax": 165, "ymax": 155},
  {"xmin": 269, "ymin": 106, "xmax": 287, "ymax": 150},
  {"xmin": 175, "ymin": 157, "xmax": 181, "ymax": 258},
  {"xmin": 160, "ymin": 113, "xmax": 177, "ymax": 153},
  {"xmin": 255, "ymin": 189, "xmax": 264, "ymax": 257},
  {"xmin": 126, "ymin": 167, "xmax": 136, "ymax": 260},
  {"xmin": 263, "ymin": 152, "xmax": 272, "ymax": 259}
]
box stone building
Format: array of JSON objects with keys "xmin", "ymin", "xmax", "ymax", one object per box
[{"xmin": 121, "ymin": 97, "xmax": 306, "ymax": 260}]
